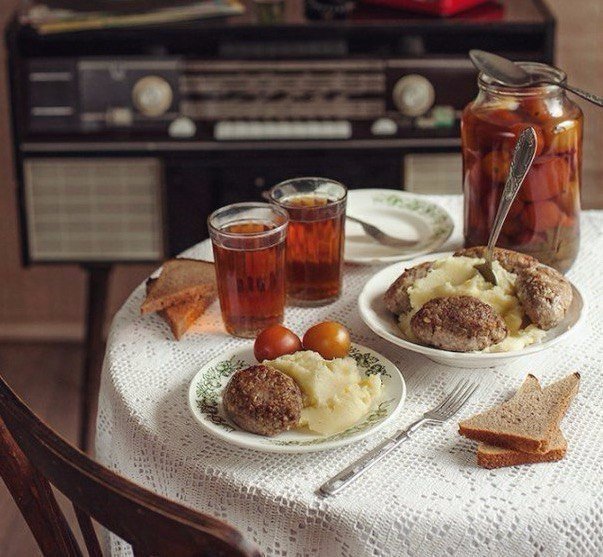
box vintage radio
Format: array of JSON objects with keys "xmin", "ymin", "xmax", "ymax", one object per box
[{"xmin": 6, "ymin": 0, "xmax": 555, "ymax": 263}]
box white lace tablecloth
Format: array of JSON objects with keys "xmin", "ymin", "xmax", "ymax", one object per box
[{"xmin": 96, "ymin": 195, "xmax": 603, "ymax": 557}]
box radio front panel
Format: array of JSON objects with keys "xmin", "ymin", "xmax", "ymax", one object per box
[{"xmin": 23, "ymin": 56, "xmax": 476, "ymax": 144}]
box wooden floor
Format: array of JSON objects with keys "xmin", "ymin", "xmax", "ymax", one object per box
[{"xmin": 0, "ymin": 342, "xmax": 83, "ymax": 557}]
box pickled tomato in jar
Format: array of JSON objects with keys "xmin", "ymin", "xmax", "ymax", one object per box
[{"xmin": 461, "ymin": 63, "xmax": 582, "ymax": 273}]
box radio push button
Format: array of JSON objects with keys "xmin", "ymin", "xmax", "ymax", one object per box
[
  {"xmin": 214, "ymin": 120, "xmax": 352, "ymax": 140},
  {"xmin": 168, "ymin": 117, "xmax": 196, "ymax": 138},
  {"xmin": 106, "ymin": 107, "xmax": 133, "ymax": 127},
  {"xmin": 371, "ymin": 118, "xmax": 397, "ymax": 136},
  {"xmin": 132, "ymin": 76, "xmax": 173, "ymax": 117},
  {"xmin": 392, "ymin": 74, "xmax": 435, "ymax": 117}
]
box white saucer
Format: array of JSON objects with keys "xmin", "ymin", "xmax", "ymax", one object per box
[
  {"xmin": 188, "ymin": 343, "xmax": 406, "ymax": 453},
  {"xmin": 345, "ymin": 189, "xmax": 454, "ymax": 265},
  {"xmin": 358, "ymin": 252, "xmax": 586, "ymax": 368}
]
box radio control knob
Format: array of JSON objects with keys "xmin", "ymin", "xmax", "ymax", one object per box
[
  {"xmin": 132, "ymin": 76, "xmax": 173, "ymax": 117},
  {"xmin": 392, "ymin": 74, "xmax": 435, "ymax": 117}
]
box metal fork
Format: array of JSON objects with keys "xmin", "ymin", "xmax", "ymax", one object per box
[
  {"xmin": 346, "ymin": 215, "xmax": 418, "ymax": 248},
  {"xmin": 319, "ymin": 379, "xmax": 479, "ymax": 496}
]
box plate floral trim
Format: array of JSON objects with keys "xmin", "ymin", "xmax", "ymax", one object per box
[
  {"xmin": 372, "ymin": 193, "xmax": 453, "ymax": 241},
  {"xmin": 349, "ymin": 346, "xmax": 390, "ymax": 378},
  {"xmin": 195, "ymin": 354, "xmax": 246, "ymax": 433}
]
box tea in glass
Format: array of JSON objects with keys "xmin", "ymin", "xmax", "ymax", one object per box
[
  {"xmin": 208, "ymin": 203, "xmax": 288, "ymax": 338},
  {"xmin": 270, "ymin": 178, "xmax": 346, "ymax": 306}
]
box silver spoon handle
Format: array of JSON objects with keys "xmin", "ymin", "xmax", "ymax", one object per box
[
  {"xmin": 559, "ymin": 83, "xmax": 603, "ymax": 108},
  {"xmin": 486, "ymin": 127, "xmax": 538, "ymax": 258}
]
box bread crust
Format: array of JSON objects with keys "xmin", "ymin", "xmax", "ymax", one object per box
[
  {"xmin": 459, "ymin": 372, "xmax": 580, "ymax": 454},
  {"xmin": 145, "ymin": 276, "xmax": 215, "ymax": 340},
  {"xmin": 477, "ymin": 432, "xmax": 567, "ymax": 469},
  {"xmin": 141, "ymin": 258, "xmax": 217, "ymax": 314}
]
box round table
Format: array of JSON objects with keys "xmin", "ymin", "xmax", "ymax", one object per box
[{"xmin": 96, "ymin": 195, "xmax": 603, "ymax": 556}]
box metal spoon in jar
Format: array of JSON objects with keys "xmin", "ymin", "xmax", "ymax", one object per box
[
  {"xmin": 475, "ymin": 127, "xmax": 538, "ymax": 285},
  {"xmin": 469, "ymin": 49, "xmax": 603, "ymax": 108}
]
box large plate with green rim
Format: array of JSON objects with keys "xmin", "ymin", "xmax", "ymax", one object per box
[
  {"xmin": 345, "ymin": 189, "xmax": 454, "ymax": 264},
  {"xmin": 188, "ymin": 343, "xmax": 406, "ymax": 454}
]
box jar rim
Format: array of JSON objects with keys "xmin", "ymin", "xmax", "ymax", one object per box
[{"xmin": 478, "ymin": 62, "xmax": 567, "ymax": 96}]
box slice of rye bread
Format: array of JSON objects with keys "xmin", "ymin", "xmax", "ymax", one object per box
[
  {"xmin": 141, "ymin": 258, "xmax": 217, "ymax": 314},
  {"xmin": 146, "ymin": 278, "xmax": 215, "ymax": 340},
  {"xmin": 477, "ymin": 430, "xmax": 567, "ymax": 469},
  {"xmin": 459, "ymin": 372, "xmax": 580, "ymax": 454}
]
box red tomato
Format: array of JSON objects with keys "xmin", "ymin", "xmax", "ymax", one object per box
[
  {"xmin": 254, "ymin": 325, "xmax": 302, "ymax": 362},
  {"xmin": 481, "ymin": 150, "xmax": 511, "ymax": 183},
  {"xmin": 524, "ymin": 201, "xmax": 563, "ymax": 232},
  {"xmin": 520, "ymin": 157, "xmax": 570, "ymax": 202},
  {"xmin": 302, "ymin": 322, "xmax": 351, "ymax": 360}
]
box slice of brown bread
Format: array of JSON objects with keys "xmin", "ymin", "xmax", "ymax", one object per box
[
  {"xmin": 459, "ymin": 372, "xmax": 580, "ymax": 454},
  {"xmin": 146, "ymin": 278, "xmax": 215, "ymax": 340},
  {"xmin": 477, "ymin": 430, "xmax": 567, "ymax": 469},
  {"xmin": 141, "ymin": 258, "xmax": 217, "ymax": 314}
]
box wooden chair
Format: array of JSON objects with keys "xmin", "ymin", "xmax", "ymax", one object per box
[{"xmin": 0, "ymin": 374, "xmax": 261, "ymax": 557}]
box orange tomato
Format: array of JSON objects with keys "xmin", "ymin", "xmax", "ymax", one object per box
[
  {"xmin": 254, "ymin": 325, "xmax": 302, "ymax": 362},
  {"xmin": 302, "ymin": 321, "xmax": 351, "ymax": 360},
  {"xmin": 481, "ymin": 150, "xmax": 511, "ymax": 183},
  {"xmin": 520, "ymin": 157, "xmax": 570, "ymax": 202},
  {"xmin": 559, "ymin": 213, "xmax": 576, "ymax": 228},
  {"xmin": 524, "ymin": 201, "xmax": 563, "ymax": 232},
  {"xmin": 555, "ymin": 182, "xmax": 580, "ymax": 215},
  {"xmin": 520, "ymin": 98, "xmax": 549, "ymax": 123}
]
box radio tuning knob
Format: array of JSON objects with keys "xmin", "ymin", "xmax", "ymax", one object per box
[
  {"xmin": 132, "ymin": 76, "xmax": 173, "ymax": 117},
  {"xmin": 392, "ymin": 74, "xmax": 435, "ymax": 117}
]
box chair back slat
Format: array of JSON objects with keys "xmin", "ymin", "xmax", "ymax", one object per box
[
  {"xmin": 74, "ymin": 504, "xmax": 104, "ymax": 557},
  {"xmin": 0, "ymin": 375, "xmax": 261, "ymax": 557},
  {"xmin": 0, "ymin": 418, "xmax": 82, "ymax": 557}
]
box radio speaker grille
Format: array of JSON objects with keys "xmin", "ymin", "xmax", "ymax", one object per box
[
  {"xmin": 24, "ymin": 158, "xmax": 164, "ymax": 262},
  {"xmin": 404, "ymin": 154, "xmax": 463, "ymax": 195}
]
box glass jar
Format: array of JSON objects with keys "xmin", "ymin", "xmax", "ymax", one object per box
[{"xmin": 462, "ymin": 63, "xmax": 583, "ymax": 273}]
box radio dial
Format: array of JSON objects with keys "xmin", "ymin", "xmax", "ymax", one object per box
[
  {"xmin": 392, "ymin": 74, "xmax": 435, "ymax": 117},
  {"xmin": 132, "ymin": 76, "xmax": 173, "ymax": 117}
]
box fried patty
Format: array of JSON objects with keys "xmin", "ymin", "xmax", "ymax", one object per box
[
  {"xmin": 223, "ymin": 365, "xmax": 302, "ymax": 436},
  {"xmin": 453, "ymin": 246, "xmax": 538, "ymax": 275},
  {"xmin": 410, "ymin": 296, "xmax": 508, "ymax": 352},
  {"xmin": 515, "ymin": 265, "xmax": 573, "ymax": 330},
  {"xmin": 384, "ymin": 261, "xmax": 434, "ymax": 315}
]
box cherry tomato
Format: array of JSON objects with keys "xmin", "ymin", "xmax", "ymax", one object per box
[
  {"xmin": 254, "ymin": 325, "xmax": 302, "ymax": 362},
  {"xmin": 524, "ymin": 200, "xmax": 563, "ymax": 232},
  {"xmin": 481, "ymin": 150, "xmax": 511, "ymax": 183},
  {"xmin": 302, "ymin": 321, "xmax": 351, "ymax": 360}
]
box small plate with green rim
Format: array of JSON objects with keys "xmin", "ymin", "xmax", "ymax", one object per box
[
  {"xmin": 188, "ymin": 343, "xmax": 406, "ymax": 454},
  {"xmin": 345, "ymin": 189, "xmax": 454, "ymax": 264}
]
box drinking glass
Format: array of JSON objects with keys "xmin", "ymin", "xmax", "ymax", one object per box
[
  {"xmin": 270, "ymin": 177, "xmax": 347, "ymax": 306},
  {"xmin": 208, "ymin": 202, "xmax": 288, "ymax": 338}
]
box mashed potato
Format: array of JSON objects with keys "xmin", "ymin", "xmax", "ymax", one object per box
[
  {"xmin": 266, "ymin": 351, "xmax": 382, "ymax": 435},
  {"xmin": 398, "ymin": 256, "xmax": 545, "ymax": 352}
]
